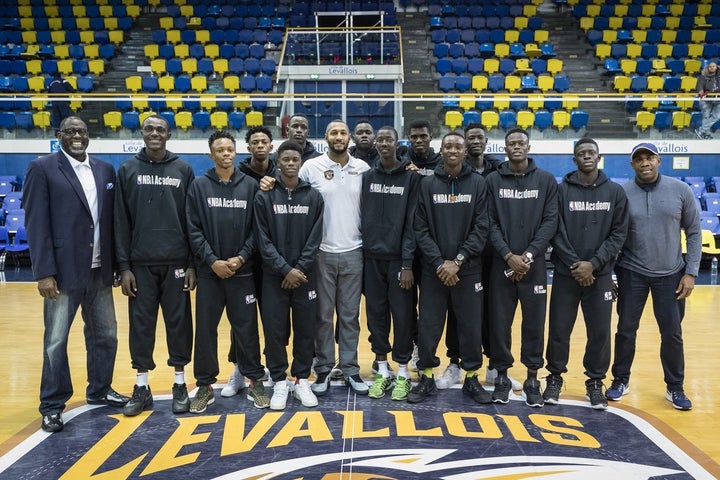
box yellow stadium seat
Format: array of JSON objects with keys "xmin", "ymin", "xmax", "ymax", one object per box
[
  {"xmin": 459, "ymin": 95, "xmax": 475, "ymax": 110},
  {"xmin": 472, "ymin": 75, "xmax": 488, "ymax": 92},
  {"xmin": 33, "ymin": 111, "xmax": 52, "ymax": 129},
  {"xmin": 180, "ymin": 5, "xmax": 194, "ymax": 16},
  {"xmin": 528, "ymin": 95, "xmax": 544, "ymax": 111},
  {"xmin": 104, "ymin": 111, "xmax": 123, "ymax": 131},
  {"xmin": 223, "ymin": 75, "xmax": 240, "ymax": 93},
  {"xmin": 626, "ymin": 43, "xmax": 642, "ymax": 59},
  {"xmin": 57, "ymin": 60, "xmax": 73, "ymax": 76},
  {"xmin": 213, "ymin": 59, "xmax": 229, "ymax": 77},
  {"xmin": 182, "ymin": 58, "xmax": 198, "ymax": 75},
  {"xmin": 579, "ymin": 17, "xmax": 594, "ymax": 32},
  {"xmin": 205, "ymin": 44, "xmax": 219, "ymax": 59},
  {"xmin": 159, "ymin": 17, "xmax": 174, "ymax": 30},
  {"xmin": 505, "ymin": 30, "xmax": 520, "ymax": 43},
  {"xmin": 652, "ymin": 59, "xmax": 671, "ymax": 74},
  {"xmin": 51, "ymin": 31, "xmax": 66, "ymax": 44},
  {"xmin": 481, "ymin": 110, "xmax": 499, "ymax": 130},
  {"xmin": 483, "ymin": 58, "xmax": 500, "ymax": 74},
  {"xmin": 175, "ymin": 44, "xmax": 190, "ymax": 60},
  {"xmin": 534, "ymin": 30, "xmax": 549, "ymax": 43},
  {"xmin": 166, "ymin": 96, "xmax": 183, "ymax": 111},
  {"xmin": 613, "ymin": 75, "xmax": 632, "ymax": 93},
  {"xmin": 632, "ymin": 30, "xmax": 647, "ymax": 43},
  {"xmin": 672, "ymin": 111, "xmax": 691, "ymax": 130},
  {"xmin": 514, "ymin": 16, "xmax": 528, "ymax": 30},
  {"xmin": 191, "ymin": 75, "xmax": 207, "ymax": 93},
  {"xmin": 99, "ymin": 5, "xmax": 113, "ymax": 17},
  {"xmin": 54, "ymin": 45, "xmax": 70, "ymax": 60},
  {"xmin": 702, "ymin": 230, "xmax": 720, "ymax": 255},
  {"xmin": 661, "ymin": 30, "xmax": 677, "ymax": 44},
  {"xmin": 635, "ymin": 111, "xmax": 655, "ymax": 131},
  {"xmin": 84, "ymin": 44, "xmax": 99, "ymax": 59},
  {"xmin": 494, "ymin": 96, "xmax": 510, "ymax": 110},
  {"xmin": 201, "ymin": 97, "xmax": 217, "ymax": 111},
  {"xmin": 26, "ymin": 59, "xmax": 42, "ymax": 76},
  {"xmin": 657, "ymin": 43, "xmax": 673, "ymax": 59},
  {"xmin": 166, "ymin": 30, "xmax": 181, "ymax": 44},
  {"xmin": 20, "ymin": 18, "xmax": 35, "ymax": 31},
  {"xmin": 517, "ymin": 110, "xmax": 534, "ymax": 129},
  {"xmin": 88, "ymin": 59, "xmax": 105, "ymax": 76},
  {"xmin": 132, "ymin": 98, "xmax": 149, "ymax": 111},
  {"xmin": 144, "ymin": 45, "xmax": 159, "ymax": 60},
  {"xmin": 595, "ymin": 44, "xmax": 611, "ymax": 60},
  {"xmin": 691, "ymin": 30, "xmax": 707, "ymax": 44},
  {"xmin": 642, "ymin": 99, "xmax": 659, "ymax": 110},
  {"xmin": 80, "ymin": 31, "xmax": 95, "ymax": 45},
  {"xmin": 562, "ymin": 95, "xmax": 579, "ymax": 110},
  {"xmin": 685, "ymin": 59, "xmax": 701, "ymax": 75},
  {"xmin": 196, "ymin": 30, "xmax": 211, "ymax": 45},
  {"xmin": 494, "ymin": 43, "xmax": 510, "ymax": 58},
  {"xmin": 525, "ymin": 43, "xmax": 541, "ymax": 58},
  {"xmin": 647, "ymin": 75, "xmax": 664, "ymax": 93},
  {"xmin": 105, "ymin": 17, "xmax": 118, "ymax": 30},
  {"xmin": 127, "ymin": 5, "xmax": 141, "ymax": 19},
  {"xmin": 620, "ymin": 59, "xmax": 637, "ymax": 75},
  {"xmin": 680, "ymin": 76, "xmax": 697, "ymax": 93},
  {"xmin": 602, "ymin": 30, "xmax": 617, "ymax": 44},
  {"xmin": 552, "ymin": 110, "xmax": 570, "ymax": 131},
  {"xmin": 126, "ymin": 75, "xmax": 142, "ymax": 93},
  {"xmin": 586, "ymin": 4, "xmax": 600, "ymax": 16},
  {"xmin": 537, "ymin": 75, "xmax": 554, "ymax": 93},
  {"xmin": 515, "ymin": 59, "xmax": 532, "ymax": 74},
  {"xmin": 665, "ymin": 17, "xmax": 679, "ymax": 29},
  {"xmin": 687, "ymin": 43, "xmax": 704, "ymax": 59},
  {"xmin": 235, "ymin": 96, "xmax": 252, "ymax": 111},
  {"xmin": 444, "ymin": 111, "xmax": 463, "ymax": 130},
  {"xmin": 158, "ymin": 75, "xmax": 175, "ymax": 93},
  {"xmin": 636, "ymin": 16, "xmax": 651, "ymax": 29},
  {"xmin": 609, "ymin": 16, "xmax": 623, "ymax": 29},
  {"xmin": 246, "ymin": 111, "xmax": 263, "ymax": 127},
  {"xmin": 505, "ymin": 75, "xmax": 521, "ymax": 92},
  {"xmin": 151, "ymin": 59, "xmax": 167, "ymax": 76},
  {"xmin": 139, "ymin": 111, "xmax": 157, "ymax": 125},
  {"xmin": 28, "ymin": 76, "xmax": 46, "ymax": 93},
  {"xmin": 523, "ymin": 4, "xmax": 537, "ymax": 16},
  {"xmin": 676, "ymin": 97, "xmax": 695, "ymax": 110}
]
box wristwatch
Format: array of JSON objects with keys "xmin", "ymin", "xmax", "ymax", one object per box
[
  {"xmin": 524, "ymin": 252, "xmax": 533, "ymax": 263},
  {"xmin": 454, "ymin": 253, "xmax": 465, "ymax": 267}
]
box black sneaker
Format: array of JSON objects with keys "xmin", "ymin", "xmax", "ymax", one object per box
[
  {"xmin": 311, "ymin": 371, "xmax": 331, "ymax": 396},
  {"xmin": 586, "ymin": 379, "xmax": 608, "ymax": 410},
  {"xmin": 523, "ymin": 378, "xmax": 544, "ymax": 407},
  {"xmin": 87, "ymin": 387, "xmax": 131, "ymax": 407},
  {"xmin": 462, "ymin": 375, "xmax": 492, "ymax": 404},
  {"xmin": 123, "ymin": 385, "xmax": 153, "ymax": 417},
  {"xmin": 492, "ymin": 374, "xmax": 512, "ymax": 404},
  {"xmin": 407, "ymin": 375, "xmax": 437, "ymax": 403},
  {"xmin": 172, "ymin": 383, "xmax": 190, "ymax": 414},
  {"xmin": 41, "ymin": 413, "xmax": 64, "ymax": 433},
  {"xmin": 543, "ymin": 374, "xmax": 563, "ymax": 405}
]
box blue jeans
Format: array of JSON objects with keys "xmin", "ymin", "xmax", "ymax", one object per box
[
  {"xmin": 40, "ymin": 268, "xmax": 118, "ymax": 415},
  {"xmin": 611, "ymin": 266, "xmax": 685, "ymax": 390},
  {"xmin": 698, "ymin": 100, "xmax": 720, "ymax": 135}
]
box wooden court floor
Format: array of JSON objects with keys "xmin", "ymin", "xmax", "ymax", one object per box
[{"xmin": 0, "ymin": 282, "xmax": 718, "ymax": 470}]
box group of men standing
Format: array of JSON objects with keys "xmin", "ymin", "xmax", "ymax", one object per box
[{"xmin": 24, "ymin": 112, "xmax": 701, "ymax": 433}]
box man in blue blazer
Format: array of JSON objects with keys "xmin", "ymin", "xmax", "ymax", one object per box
[{"xmin": 24, "ymin": 116, "xmax": 129, "ymax": 433}]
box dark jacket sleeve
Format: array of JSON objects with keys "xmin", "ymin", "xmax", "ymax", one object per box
[
  {"xmin": 458, "ymin": 175, "xmax": 488, "ymax": 259},
  {"xmin": 401, "ymin": 173, "xmax": 419, "ymax": 268},
  {"xmin": 526, "ymin": 175, "xmax": 559, "ymax": 258},
  {"xmin": 295, "ymin": 192, "xmax": 324, "ymax": 275},
  {"xmin": 253, "ymin": 191, "xmax": 291, "ymax": 276},
  {"xmin": 589, "ymin": 185, "xmax": 629, "ymax": 271},
  {"xmin": 236, "ymin": 185, "xmax": 256, "ymax": 263},
  {"xmin": 487, "ymin": 175, "xmax": 512, "ymax": 259},
  {"xmin": 23, "ymin": 160, "xmax": 56, "ymax": 280},
  {"xmin": 113, "ymin": 164, "xmax": 133, "ymax": 272},
  {"xmin": 414, "ymin": 180, "xmax": 444, "ymax": 269},
  {"xmin": 185, "ymin": 182, "xmax": 220, "ymax": 268}
]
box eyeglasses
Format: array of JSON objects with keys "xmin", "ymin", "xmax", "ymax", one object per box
[
  {"xmin": 142, "ymin": 125, "xmax": 168, "ymax": 134},
  {"xmin": 59, "ymin": 127, "xmax": 88, "ymax": 136}
]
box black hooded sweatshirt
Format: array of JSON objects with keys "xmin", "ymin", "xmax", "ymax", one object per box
[
  {"xmin": 551, "ymin": 170, "xmax": 629, "ymax": 277},
  {"xmin": 360, "ymin": 157, "xmax": 420, "ymax": 268},
  {"xmin": 414, "ymin": 162, "xmax": 489, "ymax": 276},
  {"xmin": 238, "ymin": 156, "xmax": 276, "ymax": 182},
  {"xmin": 486, "ymin": 157, "xmax": 558, "ymax": 261},
  {"xmin": 115, "ymin": 148, "xmax": 195, "ymax": 271},
  {"xmin": 185, "ymin": 167, "xmax": 258, "ymax": 278},
  {"xmin": 402, "ymin": 147, "xmax": 443, "ymax": 177},
  {"xmin": 253, "ymin": 175, "xmax": 324, "ymax": 277}
]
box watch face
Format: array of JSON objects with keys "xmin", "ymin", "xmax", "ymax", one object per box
[{"xmin": 457, "ymin": 254, "xmax": 465, "ymax": 262}]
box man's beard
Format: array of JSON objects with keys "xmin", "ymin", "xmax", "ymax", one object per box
[{"xmin": 328, "ymin": 144, "xmax": 348, "ymax": 155}]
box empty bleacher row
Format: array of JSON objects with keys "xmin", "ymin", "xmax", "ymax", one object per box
[
  {"xmin": 103, "ymin": 108, "xmax": 264, "ymax": 132},
  {"xmin": 572, "ymin": 0, "xmax": 718, "ymax": 134}
]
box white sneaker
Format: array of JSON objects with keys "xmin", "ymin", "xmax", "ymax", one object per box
[
  {"xmin": 293, "ymin": 379, "xmax": 319, "ymax": 407},
  {"xmin": 409, "ymin": 344, "xmax": 419, "ymax": 372},
  {"xmin": 485, "ymin": 368, "xmax": 522, "ymax": 391},
  {"xmin": 435, "ymin": 363, "xmax": 463, "ymax": 389},
  {"xmin": 221, "ymin": 369, "xmax": 246, "ymax": 397},
  {"xmin": 270, "ymin": 380, "xmax": 290, "ymax": 410}
]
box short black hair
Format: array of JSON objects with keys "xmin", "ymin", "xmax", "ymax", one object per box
[
  {"xmin": 441, "ymin": 131, "xmax": 465, "ymax": 144},
  {"xmin": 288, "ymin": 113, "xmax": 309, "ymax": 122},
  {"xmin": 463, "ymin": 123, "xmax": 488, "ymax": 136},
  {"xmin": 376, "ymin": 125, "xmax": 398, "ymax": 140},
  {"xmin": 142, "ymin": 114, "xmax": 170, "ymax": 130},
  {"xmin": 407, "ymin": 119, "xmax": 431, "ymax": 133},
  {"xmin": 574, "ymin": 137, "xmax": 599, "ymax": 153},
  {"xmin": 245, "ymin": 125, "xmax": 273, "ymax": 143},
  {"xmin": 208, "ymin": 130, "xmax": 235, "ymax": 151},
  {"xmin": 504, "ymin": 127, "xmax": 529, "ymax": 141},
  {"xmin": 277, "ymin": 139, "xmax": 304, "ymax": 158},
  {"xmin": 352, "ymin": 118, "xmax": 373, "ymax": 130}
]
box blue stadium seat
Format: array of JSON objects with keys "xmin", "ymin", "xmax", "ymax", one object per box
[
  {"xmin": 121, "ymin": 111, "xmax": 140, "ymax": 130},
  {"xmin": 438, "ymin": 74, "xmax": 455, "ymax": 93},
  {"xmin": 192, "ymin": 110, "xmax": 211, "ymax": 130},
  {"xmin": 487, "ymin": 74, "xmax": 505, "ymax": 93},
  {"xmin": 534, "ymin": 109, "xmax": 552, "ymax": 131},
  {"xmin": 499, "ymin": 110, "xmax": 517, "ymax": 129},
  {"xmin": 244, "ymin": 59, "xmax": 260, "ymax": 76},
  {"xmin": 570, "ymin": 110, "xmax": 589, "ymax": 131},
  {"xmin": 240, "ymin": 75, "xmax": 256, "ymax": 92},
  {"xmin": 455, "ymin": 75, "xmax": 471, "ymax": 93}
]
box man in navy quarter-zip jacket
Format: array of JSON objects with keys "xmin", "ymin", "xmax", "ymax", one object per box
[
  {"xmin": 185, "ymin": 130, "xmax": 269, "ymax": 413},
  {"xmin": 408, "ymin": 131, "xmax": 492, "ymax": 405},
  {"xmin": 254, "ymin": 140, "xmax": 325, "ymax": 410},
  {"xmin": 485, "ymin": 127, "xmax": 558, "ymax": 408},
  {"xmin": 361, "ymin": 126, "xmax": 420, "ymax": 402},
  {"xmin": 543, "ymin": 137, "xmax": 629, "ymax": 410}
]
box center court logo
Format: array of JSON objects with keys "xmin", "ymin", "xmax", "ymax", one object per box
[{"xmin": 0, "ymin": 394, "xmax": 715, "ymax": 479}]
